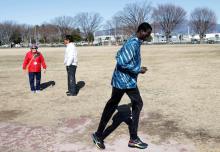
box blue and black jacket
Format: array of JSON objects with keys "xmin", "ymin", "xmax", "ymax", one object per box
[{"xmin": 111, "ymin": 35, "xmax": 142, "ymax": 89}]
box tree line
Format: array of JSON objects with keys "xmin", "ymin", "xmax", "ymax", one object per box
[{"xmin": 0, "ymin": 0, "xmax": 218, "ymax": 46}]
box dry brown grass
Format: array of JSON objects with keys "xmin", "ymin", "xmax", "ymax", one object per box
[{"xmin": 0, "ymin": 44, "xmax": 220, "ymax": 151}]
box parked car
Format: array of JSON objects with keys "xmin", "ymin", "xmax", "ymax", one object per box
[
  {"xmin": 76, "ymin": 41, "xmax": 89, "ymax": 46},
  {"xmin": 1, "ymin": 44, "xmax": 10, "ymax": 48},
  {"xmin": 191, "ymin": 38, "xmax": 200, "ymax": 44},
  {"xmin": 93, "ymin": 40, "xmax": 102, "ymax": 46},
  {"xmin": 15, "ymin": 44, "xmax": 21, "ymax": 48}
]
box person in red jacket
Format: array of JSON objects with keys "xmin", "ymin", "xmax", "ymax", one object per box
[{"xmin": 22, "ymin": 44, "xmax": 47, "ymax": 93}]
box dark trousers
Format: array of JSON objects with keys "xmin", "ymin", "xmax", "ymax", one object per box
[
  {"xmin": 28, "ymin": 72, "xmax": 41, "ymax": 91},
  {"xmin": 66, "ymin": 65, "xmax": 77, "ymax": 94},
  {"xmin": 96, "ymin": 87, "xmax": 143, "ymax": 140}
]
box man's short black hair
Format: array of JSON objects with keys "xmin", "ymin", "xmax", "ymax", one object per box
[
  {"xmin": 65, "ymin": 35, "xmax": 73, "ymax": 42},
  {"xmin": 137, "ymin": 22, "xmax": 152, "ymax": 32}
]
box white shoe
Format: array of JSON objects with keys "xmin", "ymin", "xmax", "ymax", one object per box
[{"xmin": 35, "ymin": 90, "xmax": 40, "ymax": 93}]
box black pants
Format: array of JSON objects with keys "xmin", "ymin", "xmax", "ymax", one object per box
[
  {"xmin": 66, "ymin": 65, "xmax": 77, "ymax": 94},
  {"xmin": 96, "ymin": 87, "xmax": 143, "ymax": 140},
  {"xmin": 28, "ymin": 72, "xmax": 41, "ymax": 91}
]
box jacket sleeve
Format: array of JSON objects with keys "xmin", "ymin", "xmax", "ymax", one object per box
[
  {"xmin": 22, "ymin": 53, "xmax": 30, "ymax": 70},
  {"xmin": 116, "ymin": 42, "xmax": 141, "ymax": 74},
  {"xmin": 40, "ymin": 53, "xmax": 47, "ymax": 69}
]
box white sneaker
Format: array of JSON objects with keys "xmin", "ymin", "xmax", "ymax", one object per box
[{"xmin": 35, "ymin": 90, "xmax": 40, "ymax": 93}]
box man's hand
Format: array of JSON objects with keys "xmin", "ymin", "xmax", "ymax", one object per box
[
  {"xmin": 43, "ymin": 69, "xmax": 46, "ymax": 74},
  {"xmin": 140, "ymin": 66, "xmax": 148, "ymax": 74},
  {"xmin": 23, "ymin": 69, "xmax": 27, "ymax": 74}
]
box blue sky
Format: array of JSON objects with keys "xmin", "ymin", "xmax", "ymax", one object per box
[{"xmin": 0, "ymin": 0, "xmax": 219, "ymax": 25}]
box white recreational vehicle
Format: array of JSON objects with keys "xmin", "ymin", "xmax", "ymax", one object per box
[
  {"xmin": 204, "ymin": 33, "xmax": 220, "ymax": 43},
  {"xmin": 191, "ymin": 33, "xmax": 220, "ymax": 44}
]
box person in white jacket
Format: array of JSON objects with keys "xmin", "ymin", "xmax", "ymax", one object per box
[{"xmin": 64, "ymin": 35, "xmax": 78, "ymax": 96}]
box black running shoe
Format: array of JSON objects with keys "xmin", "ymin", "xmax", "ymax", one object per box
[
  {"xmin": 128, "ymin": 137, "xmax": 148, "ymax": 149},
  {"xmin": 91, "ymin": 133, "xmax": 105, "ymax": 149},
  {"xmin": 66, "ymin": 93, "xmax": 77, "ymax": 96}
]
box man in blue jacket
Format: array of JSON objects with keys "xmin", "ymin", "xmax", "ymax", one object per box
[{"xmin": 92, "ymin": 22, "xmax": 152, "ymax": 149}]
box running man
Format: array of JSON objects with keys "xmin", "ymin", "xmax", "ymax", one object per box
[{"xmin": 92, "ymin": 22, "xmax": 152, "ymax": 149}]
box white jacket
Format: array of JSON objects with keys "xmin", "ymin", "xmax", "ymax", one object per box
[{"xmin": 64, "ymin": 43, "xmax": 77, "ymax": 66}]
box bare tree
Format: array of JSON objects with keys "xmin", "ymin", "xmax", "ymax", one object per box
[
  {"xmin": 190, "ymin": 7, "xmax": 217, "ymax": 41},
  {"xmin": 38, "ymin": 24, "xmax": 60, "ymax": 43},
  {"xmin": 26, "ymin": 25, "xmax": 35, "ymax": 44},
  {"xmin": 0, "ymin": 21, "xmax": 16, "ymax": 44},
  {"xmin": 105, "ymin": 15, "xmax": 124, "ymax": 36},
  {"xmin": 19, "ymin": 24, "xmax": 32, "ymax": 44},
  {"xmin": 152, "ymin": 4, "xmax": 186, "ymax": 42},
  {"xmin": 116, "ymin": 1, "xmax": 152, "ymax": 35},
  {"xmin": 105, "ymin": 16, "xmax": 125, "ymax": 44},
  {"xmin": 0, "ymin": 22, "xmax": 33, "ymax": 46},
  {"xmin": 52, "ymin": 16, "xmax": 74, "ymax": 38},
  {"xmin": 0, "ymin": 23, "xmax": 7, "ymax": 44},
  {"xmin": 74, "ymin": 12, "xmax": 103, "ymax": 42},
  {"xmin": 151, "ymin": 21, "xmax": 161, "ymax": 34},
  {"xmin": 9, "ymin": 25, "xmax": 23, "ymax": 44}
]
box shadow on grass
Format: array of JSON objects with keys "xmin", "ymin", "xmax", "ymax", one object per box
[
  {"xmin": 76, "ymin": 81, "xmax": 85, "ymax": 95},
  {"xmin": 40, "ymin": 81, "xmax": 55, "ymax": 90}
]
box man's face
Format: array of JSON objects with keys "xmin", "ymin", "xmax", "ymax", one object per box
[
  {"xmin": 140, "ymin": 29, "xmax": 152, "ymax": 41},
  {"xmin": 64, "ymin": 39, "xmax": 70, "ymax": 45},
  {"xmin": 31, "ymin": 48, "xmax": 37, "ymax": 53}
]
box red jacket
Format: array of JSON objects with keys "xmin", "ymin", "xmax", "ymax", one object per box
[{"xmin": 23, "ymin": 50, "xmax": 47, "ymax": 72}]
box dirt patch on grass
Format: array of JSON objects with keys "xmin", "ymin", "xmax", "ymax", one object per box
[{"xmin": 0, "ymin": 110, "xmax": 24, "ymax": 121}]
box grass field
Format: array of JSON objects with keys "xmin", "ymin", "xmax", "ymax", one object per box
[{"xmin": 0, "ymin": 44, "xmax": 220, "ymax": 152}]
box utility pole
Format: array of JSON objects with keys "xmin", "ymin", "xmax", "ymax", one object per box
[{"xmin": 188, "ymin": 26, "xmax": 190, "ymax": 37}]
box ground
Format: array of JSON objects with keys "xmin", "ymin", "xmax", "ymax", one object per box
[{"xmin": 0, "ymin": 44, "xmax": 220, "ymax": 152}]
